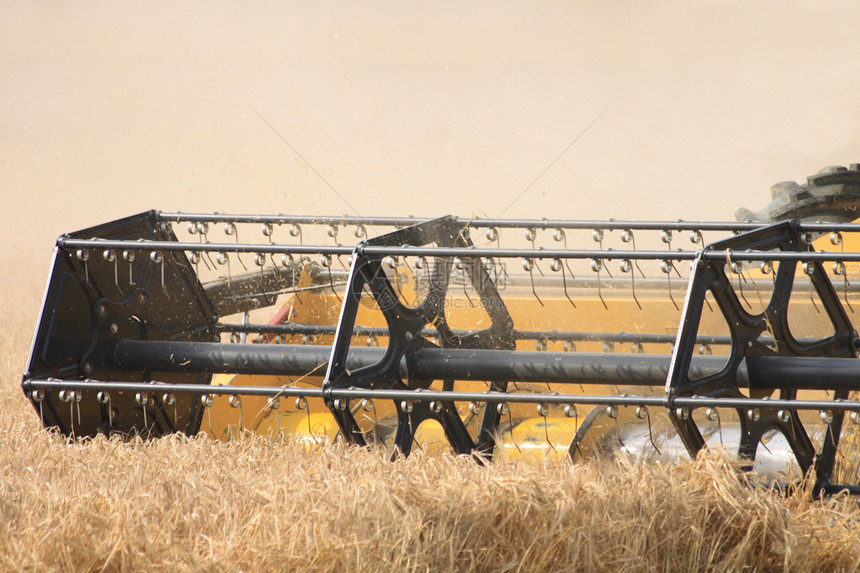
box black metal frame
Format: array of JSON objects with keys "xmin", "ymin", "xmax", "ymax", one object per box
[
  {"xmin": 24, "ymin": 211, "xmax": 216, "ymax": 437},
  {"xmin": 321, "ymin": 216, "xmax": 514, "ymax": 456},
  {"xmin": 666, "ymin": 221, "xmax": 857, "ymax": 492}
]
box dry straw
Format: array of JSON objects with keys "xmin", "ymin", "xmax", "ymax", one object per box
[{"xmin": 3, "ymin": 310, "xmax": 860, "ymax": 572}]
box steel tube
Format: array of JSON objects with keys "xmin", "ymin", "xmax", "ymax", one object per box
[
  {"xmin": 748, "ymin": 355, "xmax": 860, "ymax": 390},
  {"xmin": 109, "ymin": 339, "xmax": 860, "ymax": 391},
  {"xmin": 111, "ymin": 339, "xmax": 695, "ymax": 384}
]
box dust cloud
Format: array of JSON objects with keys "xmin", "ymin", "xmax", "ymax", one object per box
[{"xmin": 2, "ymin": 1, "xmax": 860, "ymax": 349}]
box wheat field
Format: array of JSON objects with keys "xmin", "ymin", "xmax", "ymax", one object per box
[{"xmin": 3, "ymin": 304, "xmax": 860, "ymax": 572}]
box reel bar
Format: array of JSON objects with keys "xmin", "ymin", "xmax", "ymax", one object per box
[
  {"xmin": 209, "ymin": 270, "xmax": 857, "ymax": 304},
  {"xmin": 215, "ymin": 322, "xmax": 735, "ymax": 346},
  {"xmin": 108, "ymin": 339, "xmax": 860, "ymax": 392},
  {"xmin": 218, "ymin": 321, "xmax": 849, "ymax": 348},
  {"xmin": 155, "ymin": 211, "xmax": 860, "ymax": 233},
  {"xmin": 22, "ymin": 377, "xmax": 860, "ymax": 414},
  {"xmin": 55, "ymin": 237, "xmax": 860, "ymax": 263}
]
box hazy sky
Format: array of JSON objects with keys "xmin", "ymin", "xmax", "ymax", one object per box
[{"xmin": 2, "ymin": 1, "xmax": 860, "ymax": 297}]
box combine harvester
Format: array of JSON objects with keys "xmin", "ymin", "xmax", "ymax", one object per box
[{"xmin": 22, "ymin": 165, "xmax": 860, "ymax": 495}]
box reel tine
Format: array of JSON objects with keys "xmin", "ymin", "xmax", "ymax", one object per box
[
  {"xmin": 567, "ymin": 405, "xmax": 584, "ymax": 460},
  {"xmin": 497, "ymin": 402, "xmax": 520, "ymax": 453},
  {"xmin": 224, "ymin": 223, "xmax": 248, "ymax": 272},
  {"xmin": 591, "ymin": 259, "xmax": 608, "ymax": 310},
  {"xmin": 729, "ymin": 254, "xmax": 751, "ymax": 310},
  {"xmin": 202, "ymin": 250, "xmax": 215, "ymax": 272},
  {"xmin": 823, "ymin": 409, "xmax": 834, "ymax": 448},
  {"xmin": 565, "ymin": 403, "xmax": 579, "ymax": 434},
  {"xmin": 661, "ymin": 229, "xmax": 683, "ymax": 278},
  {"xmin": 252, "ymin": 253, "xmax": 266, "ymax": 296},
  {"xmin": 523, "ymin": 227, "xmax": 545, "ymax": 277},
  {"xmin": 486, "ymin": 226, "xmax": 500, "ymax": 249},
  {"xmin": 523, "ymin": 258, "xmax": 544, "ymax": 307},
  {"xmin": 135, "ymin": 391, "xmax": 149, "ymax": 435},
  {"xmin": 296, "ymin": 396, "xmax": 322, "ymax": 446},
  {"xmin": 123, "ymin": 249, "xmax": 137, "ymax": 285},
  {"xmin": 269, "ymin": 252, "xmax": 281, "ymax": 277},
  {"xmin": 326, "ymin": 223, "xmax": 339, "ymax": 243},
  {"xmin": 216, "ymin": 251, "xmax": 232, "ymax": 288},
  {"xmin": 553, "ymin": 228, "xmax": 578, "ymax": 281},
  {"xmin": 202, "ymin": 394, "xmax": 214, "ymax": 436},
  {"xmin": 415, "ymin": 255, "xmax": 431, "ymax": 301},
  {"xmin": 661, "ymin": 260, "xmax": 679, "ymax": 311},
  {"xmin": 620, "ymin": 258, "xmax": 641, "ymax": 310},
  {"xmin": 637, "ymin": 405, "xmax": 661, "ymax": 456},
  {"xmin": 289, "ymin": 223, "xmax": 302, "ymax": 245},
  {"xmin": 280, "ymin": 254, "xmax": 302, "ymax": 305},
  {"xmin": 321, "ymin": 254, "xmax": 341, "ymax": 303},
  {"xmin": 621, "ymin": 228, "xmax": 647, "ymax": 279},
  {"xmin": 830, "ymin": 232, "xmax": 854, "ymax": 311},
  {"xmin": 705, "ymin": 407, "xmax": 724, "ymax": 448},
  {"xmin": 33, "ymin": 390, "xmax": 45, "ymax": 426},
  {"xmin": 534, "ymin": 257, "xmax": 545, "ymax": 278},
  {"xmin": 536, "ymin": 337, "xmax": 548, "ymax": 352},
  {"xmin": 537, "ymin": 403, "xmax": 555, "ymax": 452},
  {"xmin": 228, "ymin": 395, "xmax": 243, "ymax": 437},
  {"xmin": 593, "ymin": 228, "xmax": 612, "ymax": 277},
  {"xmin": 802, "ymin": 261, "xmax": 821, "ymax": 314},
  {"xmin": 74, "ymin": 390, "xmax": 84, "ymax": 432},
  {"xmin": 453, "ymin": 257, "xmax": 475, "ymax": 308},
  {"xmin": 156, "ymin": 251, "xmax": 170, "ymax": 300},
  {"xmin": 830, "ymin": 260, "xmax": 854, "ymax": 312},
  {"xmin": 103, "ymin": 249, "xmax": 119, "ymax": 292},
  {"xmin": 69, "ymin": 390, "xmax": 81, "ymax": 435},
  {"xmin": 400, "ymin": 254, "xmax": 413, "ymax": 274},
  {"xmin": 76, "ymin": 248, "xmax": 90, "ymax": 284},
  {"xmin": 551, "ymin": 257, "xmax": 576, "ymax": 308},
  {"xmin": 263, "ymin": 222, "xmax": 275, "ymax": 245},
  {"xmin": 606, "ymin": 404, "xmax": 624, "ymax": 448},
  {"xmin": 58, "ymin": 390, "xmax": 73, "ymax": 436},
  {"xmin": 367, "ymin": 399, "xmax": 379, "ymax": 444},
  {"xmin": 196, "ymin": 222, "xmax": 217, "ymax": 271},
  {"xmin": 395, "ymin": 264, "xmax": 416, "ymax": 307},
  {"xmin": 393, "ymin": 399, "xmax": 416, "ymax": 458},
  {"xmin": 267, "ymin": 396, "xmax": 281, "ymax": 435},
  {"xmin": 690, "ymin": 229, "xmax": 704, "ymax": 248}
]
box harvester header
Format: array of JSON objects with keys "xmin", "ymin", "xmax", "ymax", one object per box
[{"xmin": 22, "ymin": 165, "xmax": 860, "ymax": 496}]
